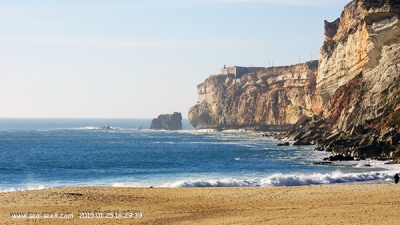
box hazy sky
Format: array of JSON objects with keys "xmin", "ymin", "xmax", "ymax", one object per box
[{"xmin": 0, "ymin": 0, "xmax": 350, "ymax": 118}]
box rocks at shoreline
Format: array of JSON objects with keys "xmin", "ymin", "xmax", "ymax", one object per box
[
  {"xmin": 277, "ymin": 142, "xmax": 289, "ymax": 146},
  {"xmin": 326, "ymin": 155, "xmax": 354, "ymax": 161},
  {"xmin": 150, "ymin": 112, "xmax": 183, "ymax": 130},
  {"xmin": 278, "ymin": 116, "xmax": 400, "ymax": 162},
  {"xmin": 186, "ymin": 1, "xmax": 400, "ymax": 165}
]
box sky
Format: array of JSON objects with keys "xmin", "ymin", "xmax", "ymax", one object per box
[{"xmin": 0, "ymin": 0, "xmax": 350, "ymax": 118}]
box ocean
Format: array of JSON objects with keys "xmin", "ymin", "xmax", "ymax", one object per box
[{"xmin": 1, "ymin": 118, "xmax": 399, "ymax": 192}]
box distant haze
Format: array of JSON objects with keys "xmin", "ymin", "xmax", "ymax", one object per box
[{"xmin": 0, "ymin": 0, "xmax": 349, "ymax": 118}]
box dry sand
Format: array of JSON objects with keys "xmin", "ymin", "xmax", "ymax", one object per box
[{"xmin": 1, "ymin": 184, "xmax": 399, "ymax": 224}]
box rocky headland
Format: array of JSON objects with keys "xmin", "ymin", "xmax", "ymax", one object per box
[
  {"xmin": 189, "ymin": 0, "xmax": 400, "ymax": 162},
  {"xmin": 188, "ymin": 61, "xmax": 318, "ymax": 131},
  {"xmin": 150, "ymin": 112, "xmax": 183, "ymax": 130},
  {"xmin": 278, "ymin": 0, "xmax": 400, "ymax": 162}
]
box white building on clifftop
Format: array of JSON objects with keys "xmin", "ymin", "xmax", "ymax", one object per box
[
  {"xmin": 197, "ymin": 65, "xmax": 266, "ymax": 104},
  {"xmin": 220, "ymin": 65, "xmax": 265, "ymax": 79}
]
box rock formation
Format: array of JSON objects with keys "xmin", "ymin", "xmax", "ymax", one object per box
[
  {"xmin": 317, "ymin": 0, "xmax": 400, "ymax": 132},
  {"xmin": 279, "ymin": 0, "xmax": 400, "ymax": 161},
  {"xmin": 150, "ymin": 112, "xmax": 182, "ymax": 130},
  {"xmin": 188, "ymin": 61, "xmax": 318, "ymax": 130},
  {"xmin": 188, "ymin": 0, "xmax": 400, "ymax": 161}
]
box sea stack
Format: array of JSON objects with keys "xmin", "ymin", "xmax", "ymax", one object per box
[{"xmin": 150, "ymin": 112, "xmax": 183, "ymax": 130}]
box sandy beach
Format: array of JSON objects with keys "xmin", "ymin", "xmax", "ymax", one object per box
[{"xmin": 1, "ymin": 184, "xmax": 399, "ymax": 224}]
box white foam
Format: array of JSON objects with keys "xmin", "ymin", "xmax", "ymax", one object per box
[
  {"xmin": 1, "ymin": 188, "xmax": 17, "ymax": 192},
  {"xmin": 222, "ymin": 129, "xmax": 247, "ymax": 133},
  {"xmin": 195, "ymin": 129, "xmax": 216, "ymax": 133},
  {"xmin": 162, "ymin": 170, "xmax": 399, "ymax": 187},
  {"xmin": 164, "ymin": 178, "xmax": 261, "ymax": 187},
  {"xmin": 112, "ymin": 182, "xmax": 150, "ymax": 188},
  {"xmin": 0, "ymin": 184, "xmax": 47, "ymax": 193}
]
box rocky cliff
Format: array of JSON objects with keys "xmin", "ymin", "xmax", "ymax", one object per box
[
  {"xmin": 150, "ymin": 112, "xmax": 183, "ymax": 130},
  {"xmin": 318, "ymin": 0, "xmax": 400, "ymax": 131},
  {"xmin": 189, "ymin": 0, "xmax": 400, "ymax": 135},
  {"xmin": 277, "ymin": 0, "xmax": 400, "ymax": 161},
  {"xmin": 188, "ymin": 61, "xmax": 318, "ymax": 130}
]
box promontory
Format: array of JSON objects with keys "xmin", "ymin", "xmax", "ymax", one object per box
[{"xmin": 189, "ymin": 0, "xmax": 400, "ymax": 160}]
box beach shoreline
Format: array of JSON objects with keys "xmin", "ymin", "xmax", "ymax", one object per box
[{"xmin": 1, "ymin": 184, "xmax": 399, "ymax": 224}]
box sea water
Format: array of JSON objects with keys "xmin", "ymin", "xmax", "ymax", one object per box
[{"xmin": 1, "ymin": 118, "xmax": 399, "ymax": 192}]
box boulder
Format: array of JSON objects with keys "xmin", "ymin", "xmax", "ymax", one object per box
[
  {"xmin": 328, "ymin": 155, "xmax": 354, "ymax": 161},
  {"xmin": 277, "ymin": 142, "xmax": 290, "ymax": 146},
  {"xmin": 356, "ymin": 145, "xmax": 382, "ymax": 158},
  {"xmin": 293, "ymin": 140, "xmax": 312, "ymax": 146},
  {"xmin": 150, "ymin": 112, "xmax": 183, "ymax": 130},
  {"xmin": 354, "ymin": 124, "xmax": 365, "ymax": 135}
]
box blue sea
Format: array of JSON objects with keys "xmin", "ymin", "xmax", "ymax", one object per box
[{"xmin": 0, "ymin": 118, "xmax": 399, "ymax": 192}]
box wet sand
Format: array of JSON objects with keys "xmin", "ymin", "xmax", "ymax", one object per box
[{"xmin": 1, "ymin": 184, "xmax": 399, "ymax": 224}]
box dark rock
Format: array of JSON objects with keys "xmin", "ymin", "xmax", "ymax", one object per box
[
  {"xmin": 328, "ymin": 155, "xmax": 354, "ymax": 161},
  {"xmin": 262, "ymin": 133, "xmax": 274, "ymax": 137},
  {"xmin": 150, "ymin": 112, "xmax": 183, "ymax": 130},
  {"xmin": 314, "ymin": 161, "xmax": 332, "ymax": 165},
  {"xmin": 354, "ymin": 124, "xmax": 365, "ymax": 135},
  {"xmin": 356, "ymin": 145, "xmax": 381, "ymax": 158},
  {"xmin": 99, "ymin": 126, "xmax": 111, "ymax": 130},
  {"xmin": 293, "ymin": 140, "xmax": 312, "ymax": 146},
  {"xmin": 277, "ymin": 142, "xmax": 290, "ymax": 146},
  {"xmin": 324, "ymin": 131, "xmax": 342, "ymax": 143}
]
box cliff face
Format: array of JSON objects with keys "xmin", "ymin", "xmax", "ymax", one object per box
[
  {"xmin": 189, "ymin": 0, "xmax": 400, "ymax": 132},
  {"xmin": 318, "ymin": 0, "xmax": 400, "ymax": 131},
  {"xmin": 188, "ymin": 61, "xmax": 318, "ymax": 130}
]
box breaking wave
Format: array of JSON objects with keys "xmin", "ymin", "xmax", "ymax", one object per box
[
  {"xmin": 1, "ymin": 184, "xmax": 47, "ymax": 193},
  {"xmin": 164, "ymin": 171, "xmax": 397, "ymax": 187}
]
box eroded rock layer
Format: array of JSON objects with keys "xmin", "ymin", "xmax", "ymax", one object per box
[
  {"xmin": 278, "ymin": 0, "xmax": 400, "ymax": 161},
  {"xmin": 318, "ymin": 0, "xmax": 400, "ymax": 131}
]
